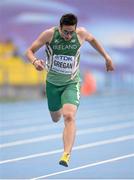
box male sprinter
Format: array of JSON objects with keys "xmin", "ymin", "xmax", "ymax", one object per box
[{"xmin": 26, "ymin": 13, "xmax": 114, "ymax": 167}]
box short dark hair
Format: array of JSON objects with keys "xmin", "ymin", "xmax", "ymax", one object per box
[{"xmin": 60, "ymin": 13, "xmax": 78, "ymax": 28}]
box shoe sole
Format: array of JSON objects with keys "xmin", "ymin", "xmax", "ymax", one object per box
[{"xmin": 59, "ymin": 160, "xmax": 68, "ymax": 167}]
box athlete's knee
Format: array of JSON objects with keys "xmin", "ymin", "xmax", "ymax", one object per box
[
  {"xmin": 63, "ymin": 112, "xmax": 75, "ymax": 122},
  {"xmin": 52, "ymin": 116, "xmax": 61, "ymax": 123},
  {"xmin": 50, "ymin": 111, "xmax": 62, "ymax": 123}
]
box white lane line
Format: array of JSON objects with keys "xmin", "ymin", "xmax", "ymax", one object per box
[
  {"xmin": 0, "ymin": 123, "xmax": 60, "ymax": 136},
  {"xmin": 0, "ymin": 120, "xmax": 46, "ymax": 129},
  {"xmin": 32, "ymin": 153, "xmax": 134, "ymax": 179},
  {"xmin": 1, "ymin": 100, "xmax": 133, "ymax": 127},
  {"xmin": 0, "ymin": 112, "xmax": 134, "ymax": 136},
  {"xmin": 0, "ymin": 134, "xmax": 134, "ymax": 165},
  {"xmin": 0, "ymin": 121, "xmax": 134, "ymax": 149},
  {"xmin": 1, "ymin": 104, "xmax": 133, "ymax": 130}
]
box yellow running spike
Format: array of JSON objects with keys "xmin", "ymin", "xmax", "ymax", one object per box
[{"xmin": 59, "ymin": 152, "xmax": 70, "ymax": 167}]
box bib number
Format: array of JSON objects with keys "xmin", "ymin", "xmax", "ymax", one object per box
[{"xmin": 52, "ymin": 55, "xmax": 75, "ymax": 74}]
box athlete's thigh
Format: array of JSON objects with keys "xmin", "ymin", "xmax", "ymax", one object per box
[
  {"xmin": 61, "ymin": 82, "xmax": 80, "ymax": 108},
  {"xmin": 46, "ymin": 81, "xmax": 62, "ymax": 111}
]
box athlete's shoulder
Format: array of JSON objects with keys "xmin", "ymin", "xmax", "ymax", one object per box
[
  {"xmin": 77, "ymin": 27, "xmax": 91, "ymax": 36},
  {"xmin": 40, "ymin": 27, "xmax": 55, "ymax": 43},
  {"xmin": 42, "ymin": 27, "xmax": 55, "ymax": 37},
  {"xmin": 76, "ymin": 27, "xmax": 94, "ymax": 42},
  {"xmin": 76, "ymin": 27, "xmax": 89, "ymax": 44}
]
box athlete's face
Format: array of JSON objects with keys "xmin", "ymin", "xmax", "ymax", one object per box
[{"xmin": 60, "ymin": 25, "xmax": 76, "ymax": 41}]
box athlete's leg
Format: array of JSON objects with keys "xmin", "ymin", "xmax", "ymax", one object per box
[
  {"xmin": 62, "ymin": 103, "xmax": 77, "ymax": 154},
  {"xmin": 50, "ymin": 109, "xmax": 62, "ymax": 123},
  {"xmin": 59, "ymin": 103, "xmax": 77, "ymax": 166},
  {"xmin": 46, "ymin": 81, "xmax": 63, "ymax": 123},
  {"xmin": 61, "ymin": 82, "xmax": 80, "ymax": 154},
  {"xmin": 59, "ymin": 82, "xmax": 80, "ymax": 166}
]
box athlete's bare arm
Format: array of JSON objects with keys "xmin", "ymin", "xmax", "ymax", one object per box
[
  {"xmin": 77, "ymin": 27, "xmax": 114, "ymax": 71},
  {"xmin": 26, "ymin": 28, "xmax": 54, "ymax": 71}
]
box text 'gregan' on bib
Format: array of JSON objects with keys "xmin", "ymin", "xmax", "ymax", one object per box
[{"xmin": 52, "ymin": 55, "xmax": 75, "ymax": 74}]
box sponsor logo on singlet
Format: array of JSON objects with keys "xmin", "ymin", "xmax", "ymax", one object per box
[{"xmin": 52, "ymin": 55, "xmax": 75, "ymax": 74}]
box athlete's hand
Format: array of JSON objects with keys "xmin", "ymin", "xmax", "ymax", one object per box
[
  {"xmin": 33, "ymin": 59, "xmax": 45, "ymax": 71},
  {"xmin": 105, "ymin": 55, "xmax": 114, "ymax": 72}
]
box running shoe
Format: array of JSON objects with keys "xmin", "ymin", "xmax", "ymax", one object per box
[{"xmin": 59, "ymin": 152, "xmax": 70, "ymax": 167}]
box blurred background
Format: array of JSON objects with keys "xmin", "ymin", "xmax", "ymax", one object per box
[
  {"xmin": 0, "ymin": 0, "xmax": 134, "ymax": 101},
  {"xmin": 0, "ymin": 1, "xmax": 134, "ymax": 178}
]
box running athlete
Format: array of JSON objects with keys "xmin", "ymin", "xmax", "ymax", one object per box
[{"xmin": 26, "ymin": 13, "xmax": 114, "ymax": 167}]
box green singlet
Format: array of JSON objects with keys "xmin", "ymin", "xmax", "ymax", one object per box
[{"xmin": 45, "ymin": 27, "xmax": 81, "ymax": 111}]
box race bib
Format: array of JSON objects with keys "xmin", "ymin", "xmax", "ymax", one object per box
[{"xmin": 52, "ymin": 55, "xmax": 75, "ymax": 74}]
